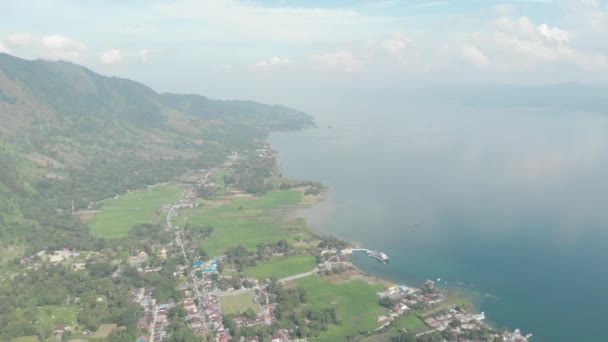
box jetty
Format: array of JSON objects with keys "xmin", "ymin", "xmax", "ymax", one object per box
[{"xmin": 341, "ymin": 248, "xmax": 390, "ymax": 264}]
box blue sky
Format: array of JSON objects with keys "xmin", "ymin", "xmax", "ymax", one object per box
[{"xmin": 1, "ymin": 0, "xmax": 607, "ymax": 102}]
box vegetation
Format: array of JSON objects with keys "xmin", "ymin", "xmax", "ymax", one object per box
[
  {"xmin": 88, "ymin": 184, "xmax": 183, "ymax": 238},
  {"xmin": 219, "ymin": 292, "xmax": 259, "ymax": 315},
  {"xmin": 0, "ymin": 52, "xmax": 312, "ymax": 253},
  {"xmin": 393, "ymin": 314, "xmax": 430, "ymax": 334},
  {"xmin": 178, "ymin": 190, "xmax": 303, "ymax": 255},
  {"xmin": 244, "ymin": 255, "xmax": 317, "ymax": 280},
  {"xmin": 295, "ymin": 276, "xmax": 386, "ymax": 341},
  {"xmin": 0, "ymin": 53, "xmax": 319, "ymax": 342}
]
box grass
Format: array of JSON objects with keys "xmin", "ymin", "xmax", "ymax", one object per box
[
  {"xmin": 89, "ymin": 184, "xmax": 183, "ymax": 238},
  {"xmin": 213, "ymin": 170, "xmax": 228, "ymax": 189},
  {"xmin": 178, "ymin": 190, "xmax": 303, "ymax": 255},
  {"xmin": 245, "ymin": 255, "xmax": 317, "ymax": 280},
  {"xmin": 393, "ymin": 314, "xmax": 430, "ymax": 334},
  {"xmin": 295, "ymin": 275, "xmax": 386, "ymax": 342},
  {"xmin": 11, "ymin": 337, "xmax": 39, "ymax": 342},
  {"xmin": 220, "ymin": 292, "xmax": 259, "ymax": 315},
  {"xmin": 34, "ymin": 305, "xmax": 78, "ymax": 331},
  {"xmin": 0, "ymin": 244, "xmax": 25, "ymax": 267},
  {"xmin": 91, "ymin": 324, "xmax": 117, "ymax": 338}
]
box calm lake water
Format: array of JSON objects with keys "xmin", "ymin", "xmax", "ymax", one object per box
[{"xmin": 269, "ymin": 103, "xmax": 608, "ymax": 342}]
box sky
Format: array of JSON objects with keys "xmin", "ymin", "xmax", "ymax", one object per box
[{"xmin": 1, "ymin": 0, "xmax": 607, "ymax": 104}]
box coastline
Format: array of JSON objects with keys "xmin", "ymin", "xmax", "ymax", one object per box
[{"xmin": 270, "ymin": 137, "xmax": 530, "ymax": 341}]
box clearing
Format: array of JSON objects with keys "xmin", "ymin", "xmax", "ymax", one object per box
[
  {"xmin": 392, "ymin": 313, "xmax": 430, "ymax": 334},
  {"xmin": 34, "ymin": 305, "xmax": 78, "ymax": 331},
  {"xmin": 91, "ymin": 324, "xmax": 118, "ymax": 338},
  {"xmin": 245, "ymin": 255, "xmax": 317, "ymax": 280},
  {"xmin": 89, "ymin": 184, "xmax": 183, "ymax": 238},
  {"xmin": 295, "ymin": 275, "xmax": 386, "ymax": 342},
  {"xmin": 178, "ymin": 190, "xmax": 304, "ymax": 255},
  {"xmin": 220, "ymin": 292, "xmax": 259, "ymax": 315}
]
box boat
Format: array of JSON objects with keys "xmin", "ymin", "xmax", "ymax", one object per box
[{"xmin": 366, "ymin": 250, "xmax": 390, "ymax": 263}]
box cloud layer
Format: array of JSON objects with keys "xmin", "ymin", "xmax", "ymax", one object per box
[{"xmin": 0, "ymin": 0, "xmax": 607, "ymax": 92}]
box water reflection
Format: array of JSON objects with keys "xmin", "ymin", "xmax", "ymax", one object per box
[{"xmin": 270, "ymin": 105, "xmax": 608, "ymax": 341}]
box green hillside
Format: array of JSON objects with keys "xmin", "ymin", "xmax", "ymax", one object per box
[{"xmin": 0, "ymin": 52, "xmax": 313, "ymax": 253}]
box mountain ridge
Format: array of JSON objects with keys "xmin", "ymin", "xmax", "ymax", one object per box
[{"xmin": 0, "ymin": 52, "xmax": 314, "ymax": 253}]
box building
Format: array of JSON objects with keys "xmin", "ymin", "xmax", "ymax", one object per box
[{"xmin": 129, "ymin": 251, "xmax": 149, "ymax": 268}]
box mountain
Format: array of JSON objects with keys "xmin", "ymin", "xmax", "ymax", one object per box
[{"xmin": 0, "ymin": 52, "xmax": 313, "ymax": 253}]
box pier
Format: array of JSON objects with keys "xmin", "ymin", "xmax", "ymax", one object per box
[{"xmin": 341, "ymin": 248, "xmax": 390, "ymax": 263}]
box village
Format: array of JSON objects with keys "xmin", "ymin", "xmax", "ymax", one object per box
[{"xmin": 17, "ymin": 148, "xmax": 531, "ymax": 342}]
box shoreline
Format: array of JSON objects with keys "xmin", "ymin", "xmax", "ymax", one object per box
[{"xmin": 270, "ymin": 138, "xmax": 530, "ymax": 341}]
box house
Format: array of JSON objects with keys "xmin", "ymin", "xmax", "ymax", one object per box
[
  {"xmin": 54, "ymin": 326, "xmax": 71, "ymax": 335},
  {"xmin": 129, "ymin": 251, "xmax": 149, "ymax": 267}
]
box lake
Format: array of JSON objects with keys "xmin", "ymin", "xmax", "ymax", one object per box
[{"xmin": 270, "ymin": 102, "xmax": 608, "ymax": 342}]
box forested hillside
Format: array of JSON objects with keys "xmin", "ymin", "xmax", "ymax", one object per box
[{"xmin": 0, "ymin": 52, "xmax": 313, "ymax": 254}]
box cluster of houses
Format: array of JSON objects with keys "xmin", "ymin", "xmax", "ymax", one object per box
[
  {"xmin": 128, "ymin": 287, "xmax": 173, "ymax": 341},
  {"xmin": 182, "ymin": 296, "xmax": 208, "ymax": 336},
  {"xmin": 375, "ymin": 283, "xmax": 449, "ymax": 331},
  {"xmin": 424, "ymin": 309, "xmax": 486, "ymax": 333},
  {"xmin": 199, "ymin": 294, "xmax": 230, "ymax": 341},
  {"xmin": 316, "ymin": 260, "xmax": 353, "ymax": 275},
  {"xmin": 503, "ymin": 328, "xmax": 533, "ymax": 342},
  {"xmin": 378, "ymin": 283, "xmax": 439, "ymax": 313}
]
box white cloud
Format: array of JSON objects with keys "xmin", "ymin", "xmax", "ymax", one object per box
[
  {"xmin": 99, "ymin": 49, "xmax": 123, "ymax": 64},
  {"xmin": 410, "ymin": 1, "xmax": 450, "ymax": 9},
  {"xmin": 5, "ymin": 33, "xmax": 34, "ymax": 47},
  {"xmin": 252, "ymin": 56, "xmax": 292, "ymax": 70},
  {"xmin": 151, "ymin": 0, "xmax": 392, "ymax": 44},
  {"xmin": 40, "ymin": 34, "xmax": 85, "ymax": 62},
  {"xmin": 460, "ymin": 45, "xmax": 489, "ymax": 68},
  {"xmin": 537, "ymin": 24, "xmax": 569, "ymax": 45},
  {"xmin": 490, "ymin": 16, "xmax": 605, "ymax": 69},
  {"xmin": 382, "ymin": 33, "xmax": 410, "ymax": 61},
  {"xmin": 312, "ymin": 50, "xmax": 364, "ymax": 73}
]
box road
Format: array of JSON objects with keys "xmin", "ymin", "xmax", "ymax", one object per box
[
  {"xmin": 168, "ymin": 167, "xmax": 217, "ymax": 331},
  {"xmin": 149, "ymin": 304, "xmax": 158, "ymax": 342},
  {"xmin": 278, "ymin": 269, "xmax": 317, "ymax": 283}
]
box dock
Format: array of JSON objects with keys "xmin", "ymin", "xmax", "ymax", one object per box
[{"xmin": 341, "ymin": 248, "xmax": 390, "ymax": 264}]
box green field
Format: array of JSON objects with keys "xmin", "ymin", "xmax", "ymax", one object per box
[
  {"xmin": 178, "ymin": 190, "xmax": 303, "ymax": 255},
  {"xmin": 213, "ymin": 170, "xmax": 228, "ymax": 189},
  {"xmin": 89, "ymin": 184, "xmax": 183, "ymax": 238},
  {"xmin": 245, "ymin": 255, "xmax": 316, "ymax": 280},
  {"xmin": 34, "ymin": 305, "xmax": 78, "ymax": 331},
  {"xmin": 295, "ymin": 276, "xmax": 386, "ymax": 342},
  {"xmin": 393, "ymin": 314, "xmax": 430, "ymax": 334},
  {"xmin": 220, "ymin": 292, "xmax": 259, "ymax": 315},
  {"xmin": 11, "ymin": 336, "xmax": 38, "ymax": 342}
]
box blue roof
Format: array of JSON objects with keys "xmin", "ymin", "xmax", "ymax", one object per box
[{"xmin": 192, "ymin": 261, "xmax": 204, "ymax": 267}]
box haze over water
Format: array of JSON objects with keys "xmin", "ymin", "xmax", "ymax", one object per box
[{"xmin": 270, "ymin": 101, "xmax": 608, "ymax": 342}]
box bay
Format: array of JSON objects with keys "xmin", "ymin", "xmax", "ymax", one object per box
[{"xmin": 269, "ymin": 103, "xmax": 608, "ymax": 342}]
